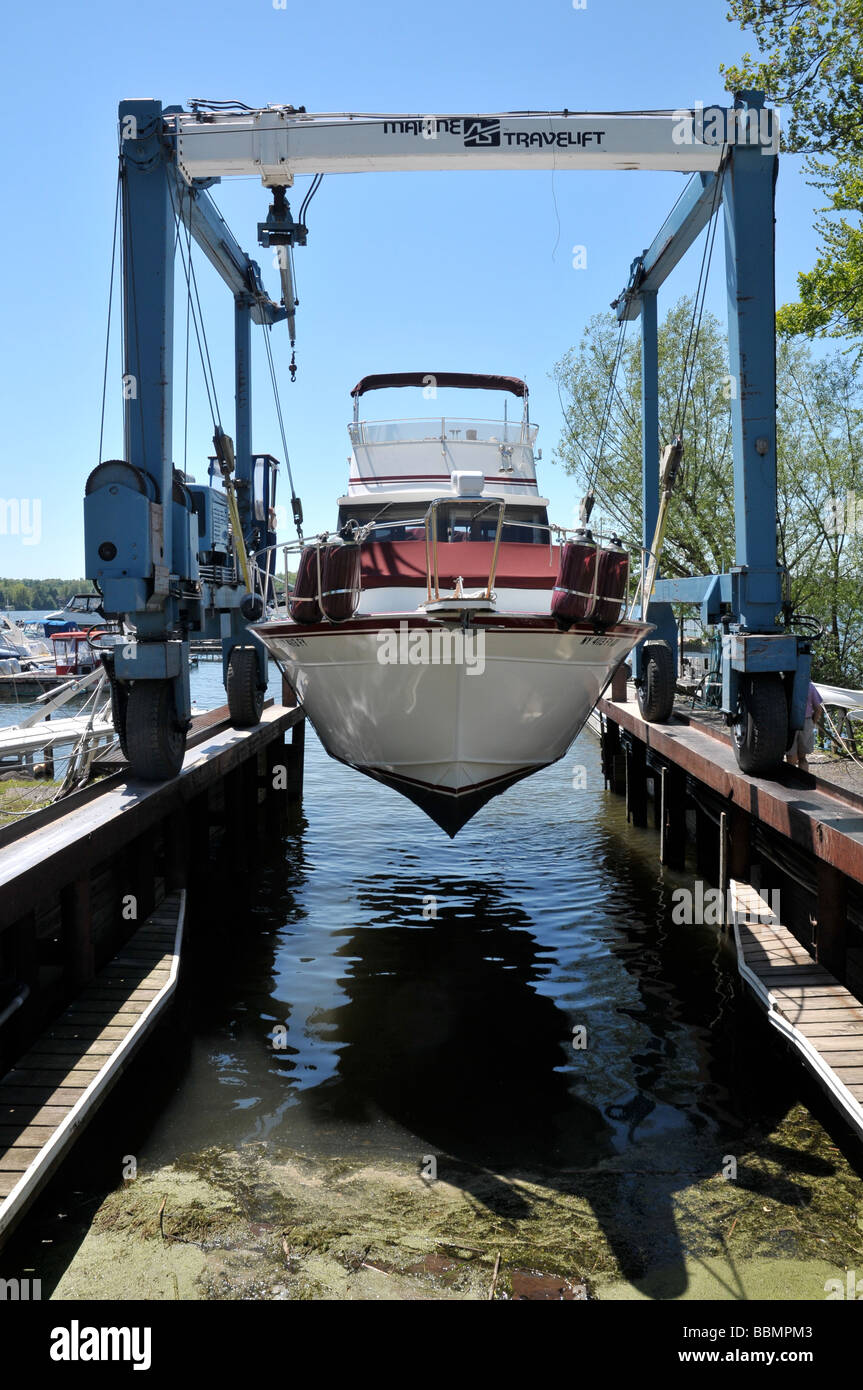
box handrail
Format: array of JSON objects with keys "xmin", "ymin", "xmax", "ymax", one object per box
[
  {"xmin": 486, "ymin": 503, "xmax": 505, "ymax": 599},
  {"xmin": 421, "ymin": 497, "xmax": 507, "ymax": 603}
]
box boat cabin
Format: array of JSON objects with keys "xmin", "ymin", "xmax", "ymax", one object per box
[{"xmin": 51, "ymin": 630, "xmax": 102, "ymax": 677}]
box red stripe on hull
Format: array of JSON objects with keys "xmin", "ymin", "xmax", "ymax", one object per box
[{"xmin": 256, "ymin": 613, "xmax": 644, "ymax": 640}]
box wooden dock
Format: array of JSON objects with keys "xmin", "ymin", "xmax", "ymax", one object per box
[
  {"xmin": 596, "ymin": 686, "xmax": 863, "ymax": 995},
  {"xmin": 0, "ymin": 692, "xmax": 305, "ymax": 1248},
  {"xmin": 730, "ymin": 879, "xmax": 863, "ymax": 1143},
  {"xmin": 0, "ymin": 890, "xmax": 184, "ymax": 1247},
  {"xmin": 0, "ymin": 671, "xmax": 77, "ymax": 699}
]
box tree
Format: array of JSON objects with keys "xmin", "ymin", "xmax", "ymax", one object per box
[
  {"xmin": 775, "ymin": 341, "xmax": 863, "ymax": 682},
  {"xmin": 553, "ymin": 298, "xmax": 736, "ymax": 579},
  {"xmin": 553, "ymin": 297, "xmax": 863, "ymax": 684},
  {"xmin": 0, "ymin": 579, "xmax": 90, "ymax": 612},
  {"xmin": 721, "ymin": 0, "xmax": 863, "ymax": 348},
  {"xmin": 776, "ymin": 154, "xmax": 863, "ymax": 343}
]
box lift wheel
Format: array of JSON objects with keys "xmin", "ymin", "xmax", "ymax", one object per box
[
  {"xmin": 227, "ymin": 646, "xmax": 265, "ymax": 727},
  {"xmin": 732, "ymin": 673, "xmax": 788, "ymax": 775},
  {"xmin": 124, "ymin": 680, "xmax": 187, "ymax": 781},
  {"xmin": 637, "ymin": 641, "xmax": 675, "ymax": 723}
]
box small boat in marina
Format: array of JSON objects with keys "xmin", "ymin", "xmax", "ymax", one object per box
[
  {"xmin": 0, "ymin": 615, "xmax": 54, "ymax": 671},
  {"xmin": 49, "ymin": 629, "xmax": 106, "ymax": 678},
  {"xmin": 254, "ymin": 372, "xmax": 652, "ymax": 834},
  {"xmin": 42, "ymin": 592, "xmax": 105, "ymax": 636}
]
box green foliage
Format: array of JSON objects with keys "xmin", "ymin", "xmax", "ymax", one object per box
[
  {"xmin": 721, "ymin": 0, "xmax": 863, "ymax": 348},
  {"xmin": 0, "ymin": 578, "xmax": 91, "ymax": 612},
  {"xmin": 776, "ymin": 341, "xmax": 863, "ymax": 681},
  {"xmin": 553, "ymin": 297, "xmax": 863, "ymax": 685},
  {"xmin": 553, "ymin": 298, "xmax": 735, "ymax": 578},
  {"xmin": 775, "ymin": 153, "xmax": 863, "ymax": 344},
  {"xmin": 721, "ymin": 0, "xmax": 863, "ymax": 154}
]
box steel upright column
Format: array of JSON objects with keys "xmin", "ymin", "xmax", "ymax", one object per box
[
  {"xmin": 234, "ymin": 290, "xmax": 254, "ymax": 543},
  {"xmin": 722, "ymin": 96, "xmax": 782, "ymax": 632},
  {"xmin": 641, "ymin": 288, "xmax": 659, "ymax": 554},
  {"xmin": 119, "ymin": 98, "xmax": 175, "ymax": 617},
  {"xmin": 635, "ymin": 287, "xmax": 676, "ymax": 674}
]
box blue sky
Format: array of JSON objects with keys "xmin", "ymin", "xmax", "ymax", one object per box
[{"xmin": 0, "ymin": 0, "xmax": 823, "ymax": 579}]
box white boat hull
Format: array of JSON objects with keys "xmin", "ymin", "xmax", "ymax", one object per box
[{"xmin": 255, "ymin": 613, "xmax": 650, "ymax": 833}]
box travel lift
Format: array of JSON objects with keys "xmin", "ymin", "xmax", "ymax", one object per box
[
  {"xmin": 85, "ymin": 94, "xmax": 809, "ymax": 780},
  {"xmin": 614, "ymin": 94, "xmax": 811, "ymax": 773}
]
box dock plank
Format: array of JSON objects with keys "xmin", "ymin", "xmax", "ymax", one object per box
[
  {"xmin": 38, "ymin": 1026, "xmax": 132, "ymax": 1042},
  {"xmin": 4, "ymin": 1064, "xmax": 106, "ymax": 1086},
  {"xmin": 0, "ymin": 1105, "xmax": 79, "ymax": 1127},
  {"xmin": 28, "ymin": 1039, "xmax": 122, "ymax": 1057},
  {"xmin": 0, "ymin": 1087, "xmax": 85, "ymax": 1107},
  {"xmin": 0, "ymin": 1126, "xmax": 57, "ymax": 1147},
  {"xmin": 791, "ymin": 1020, "xmax": 863, "ymax": 1037},
  {"xmin": 0, "ymin": 1149, "xmax": 42, "ymax": 1172},
  {"xmin": 731, "ymin": 879, "xmax": 863, "ymax": 1144},
  {"xmin": 0, "ymin": 890, "xmax": 184, "ymax": 1248}
]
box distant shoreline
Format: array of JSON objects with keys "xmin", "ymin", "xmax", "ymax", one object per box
[{"xmin": 0, "ymin": 580, "xmax": 90, "ymax": 613}]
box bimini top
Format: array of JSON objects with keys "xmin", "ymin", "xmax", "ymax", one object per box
[{"xmin": 351, "ymin": 372, "xmax": 528, "ymax": 399}]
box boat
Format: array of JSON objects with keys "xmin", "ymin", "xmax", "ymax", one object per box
[
  {"xmin": 49, "ymin": 629, "xmax": 106, "ymax": 678},
  {"xmin": 42, "ymin": 592, "xmax": 105, "ymax": 636},
  {"xmin": 254, "ymin": 372, "xmax": 652, "ymax": 834},
  {"xmin": 0, "ymin": 615, "xmax": 54, "ymax": 670}
]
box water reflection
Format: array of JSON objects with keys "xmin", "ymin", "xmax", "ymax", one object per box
[{"xmin": 166, "ymin": 730, "xmax": 835, "ymax": 1295}]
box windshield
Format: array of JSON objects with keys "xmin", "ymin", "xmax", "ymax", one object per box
[{"xmin": 337, "ymin": 501, "xmax": 550, "ymax": 545}]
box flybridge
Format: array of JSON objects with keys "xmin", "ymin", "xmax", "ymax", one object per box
[{"xmin": 169, "ymin": 107, "xmax": 765, "ymax": 182}]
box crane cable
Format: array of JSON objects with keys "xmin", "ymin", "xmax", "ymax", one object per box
[
  {"xmin": 635, "ymin": 153, "xmax": 728, "ymax": 618},
  {"xmin": 260, "ymin": 319, "xmax": 304, "ymax": 541},
  {"xmin": 168, "ymin": 180, "xmax": 253, "ymax": 589},
  {"xmin": 579, "ymin": 314, "xmax": 630, "ymax": 528},
  {"xmin": 204, "ymin": 182, "xmax": 309, "ymax": 543},
  {"xmin": 672, "ymin": 155, "xmax": 727, "ymax": 441},
  {"xmin": 97, "ymin": 162, "xmax": 122, "ymax": 465}
]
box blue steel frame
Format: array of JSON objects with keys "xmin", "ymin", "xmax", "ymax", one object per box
[
  {"xmin": 614, "ymin": 93, "xmax": 810, "ymax": 732},
  {"xmin": 96, "ymin": 99, "xmax": 286, "ymax": 719},
  {"xmin": 97, "ymin": 93, "xmax": 810, "ymax": 744}
]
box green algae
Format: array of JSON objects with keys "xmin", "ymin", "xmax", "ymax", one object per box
[{"xmin": 48, "ymin": 1098, "xmax": 863, "ymax": 1301}]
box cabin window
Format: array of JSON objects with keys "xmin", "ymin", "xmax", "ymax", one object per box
[{"xmin": 337, "ymin": 503, "xmax": 550, "ymax": 545}]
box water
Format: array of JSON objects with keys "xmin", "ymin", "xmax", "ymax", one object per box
[
  {"xmin": 4, "ymin": 628, "xmax": 863, "ymax": 1299},
  {"xmin": 0, "ymin": 614, "xmax": 240, "ymax": 730}
]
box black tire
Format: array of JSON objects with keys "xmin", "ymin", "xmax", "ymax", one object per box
[
  {"xmin": 125, "ymin": 680, "xmax": 187, "ymax": 780},
  {"xmin": 110, "ymin": 678, "xmax": 130, "ymax": 761},
  {"xmin": 732, "ymin": 674, "xmax": 788, "ymax": 775},
  {"xmin": 637, "ymin": 641, "xmax": 675, "ymax": 723},
  {"xmin": 227, "ymin": 646, "xmax": 265, "ymax": 727}
]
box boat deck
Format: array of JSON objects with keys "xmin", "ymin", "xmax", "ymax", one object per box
[{"xmin": 0, "ymin": 891, "xmax": 184, "ymax": 1246}]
